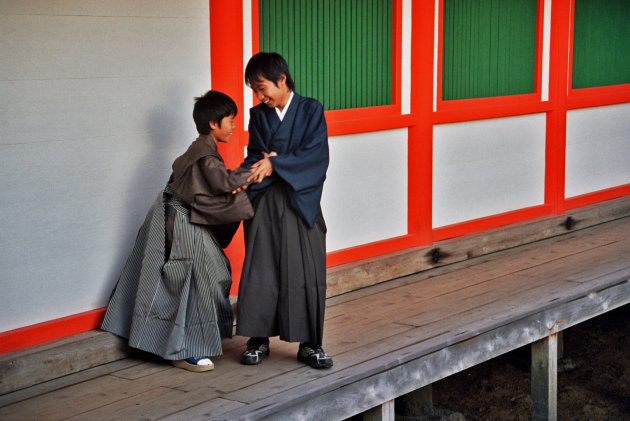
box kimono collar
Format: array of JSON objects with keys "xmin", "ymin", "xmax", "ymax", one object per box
[{"xmin": 275, "ymin": 91, "xmax": 294, "ymax": 121}]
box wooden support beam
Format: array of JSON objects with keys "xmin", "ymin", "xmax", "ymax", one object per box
[
  {"xmin": 363, "ymin": 400, "xmax": 395, "ymax": 421},
  {"xmin": 531, "ymin": 334, "xmax": 558, "ymax": 421}
]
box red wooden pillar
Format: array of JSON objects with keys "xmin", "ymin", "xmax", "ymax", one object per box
[
  {"xmin": 409, "ymin": 0, "xmax": 436, "ymax": 246},
  {"xmin": 545, "ymin": 0, "xmax": 572, "ymax": 214},
  {"xmin": 209, "ymin": 1, "xmax": 247, "ymax": 292}
]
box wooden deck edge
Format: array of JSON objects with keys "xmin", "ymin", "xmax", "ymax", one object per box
[
  {"xmin": 0, "ymin": 331, "xmax": 128, "ymax": 395},
  {"xmin": 214, "ymin": 276, "xmax": 630, "ymax": 420},
  {"xmin": 326, "ymin": 195, "xmax": 630, "ymax": 297}
]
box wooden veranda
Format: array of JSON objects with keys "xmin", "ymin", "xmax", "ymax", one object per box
[{"xmin": 1, "ymin": 198, "xmax": 630, "ymax": 420}]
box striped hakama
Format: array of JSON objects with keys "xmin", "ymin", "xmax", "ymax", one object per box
[
  {"xmin": 236, "ymin": 182, "xmax": 327, "ymax": 345},
  {"xmin": 101, "ymin": 188, "xmax": 233, "ymax": 360}
]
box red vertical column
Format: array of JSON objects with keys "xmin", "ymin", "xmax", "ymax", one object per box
[
  {"xmin": 210, "ymin": 0, "xmax": 245, "ymax": 165},
  {"xmin": 209, "ymin": 1, "xmax": 247, "ymax": 291},
  {"xmin": 408, "ymin": 0, "xmax": 435, "ymax": 245},
  {"xmin": 545, "ymin": 0, "xmax": 572, "ymax": 214}
]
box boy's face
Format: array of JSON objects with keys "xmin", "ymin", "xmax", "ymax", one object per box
[
  {"xmin": 250, "ymin": 75, "xmax": 290, "ymax": 109},
  {"xmin": 209, "ymin": 114, "xmax": 236, "ymax": 143}
]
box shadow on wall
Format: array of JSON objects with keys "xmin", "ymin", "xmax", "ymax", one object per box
[{"xmin": 98, "ymin": 84, "xmax": 193, "ymax": 304}]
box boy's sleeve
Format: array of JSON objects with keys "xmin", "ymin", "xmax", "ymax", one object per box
[
  {"xmin": 199, "ymin": 156, "xmax": 251, "ymax": 195},
  {"xmin": 268, "ymin": 102, "xmax": 329, "ymax": 193}
]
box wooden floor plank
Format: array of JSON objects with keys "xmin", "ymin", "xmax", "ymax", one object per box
[
  {"xmin": 0, "ymin": 358, "xmax": 142, "ymax": 408},
  {"xmin": 221, "ymin": 324, "xmax": 420, "ymax": 405},
  {"xmin": 0, "ymin": 374, "xmax": 157, "ymax": 420},
  {"xmin": 168, "ymin": 340, "xmax": 305, "ymax": 394},
  {"xmin": 158, "ymin": 398, "xmax": 245, "ymax": 421},
  {"xmin": 110, "ymin": 360, "xmax": 174, "ymax": 380},
  {"xmin": 65, "ymin": 386, "xmax": 218, "ymax": 421}
]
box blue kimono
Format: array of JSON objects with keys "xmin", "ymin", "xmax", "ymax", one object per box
[{"xmin": 236, "ymin": 93, "xmax": 329, "ymax": 344}]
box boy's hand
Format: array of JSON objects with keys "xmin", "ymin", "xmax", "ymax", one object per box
[
  {"xmin": 248, "ymin": 152, "xmax": 277, "ymax": 183},
  {"xmin": 231, "ymin": 185, "xmax": 248, "ymax": 194}
]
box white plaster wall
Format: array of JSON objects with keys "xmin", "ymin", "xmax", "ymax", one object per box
[
  {"xmin": 322, "ymin": 129, "xmax": 408, "ymax": 251},
  {"xmin": 565, "ymin": 103, "xmax": 630, "ymax": 198},
  {"xmin": 433, "ymin": 114, "xmax": 546, "ymax": 228},
  {"xmin": 0, "ymin": 1, "xmax": 211, "ymax": 332}
]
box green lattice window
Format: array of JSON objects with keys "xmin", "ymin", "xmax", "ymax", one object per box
[
  {"xmin": 572, "ymin": 0, "xmax": 630, "ymax": 89},
  {"xmin": 442, "ymin": 0, "xmax": 538, "ymax": 100},
  {"xmin": 259, "ymin": 0, "xmax": 393, "ymax": 111}
]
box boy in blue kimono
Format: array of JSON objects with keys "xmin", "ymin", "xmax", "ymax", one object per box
[{"xmin": 236, "ymin": 52, "xmax": 333, "ymax": 369}]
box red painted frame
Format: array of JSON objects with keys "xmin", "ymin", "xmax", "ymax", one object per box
[
  {"xmin": 435, "ymin": 0, "xmax": 548, "ymax": 121},
  {"xmin": 250, "ymin": 0, "xmax": 407, "ymax": 138},
  {"xmin": 566, "ymin": 1, "xmax": 630, "ymax": 111},
  {"xmin": 431, "ymin": 0, "xmax": 557, "ymax": 242},
  {"xmin": 562, "ymin": 0, "xmax": 630, "ymax": 207},
  {"xmin": 431, "ymin": 0, "xmax": 630, "ymax": 240}
]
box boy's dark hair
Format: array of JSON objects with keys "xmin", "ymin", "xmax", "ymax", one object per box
[
  {"xmin": 245, "ymin": 52, "xmax": 295, "ymax": 91},
  {"xmin": 193, "ymin": 90, "xmax": 237, "ymax": 135}
]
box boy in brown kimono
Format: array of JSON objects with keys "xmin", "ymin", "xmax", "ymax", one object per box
[{"xmin": 101, "ymin": 91, "xmax": 252, "ymax": 372}]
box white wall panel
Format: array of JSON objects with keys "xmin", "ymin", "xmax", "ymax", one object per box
[
  {"xmin": 566, "ymin": 103, "xmax": 630, "ymax": 198},
  {"xmin": 433, "ymin": 114, "xmax": 546, "ymax": 228},
  {"xmin": 0, "ymin": 1, "xmax": 211, "ymax": 332},
  {"xmin": 322, "ymin": 129, "xmax": 408, "ymax": 252}
]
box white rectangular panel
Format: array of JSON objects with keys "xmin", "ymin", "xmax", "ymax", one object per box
[
  {"xmin": 566, "ymin": 103, "xmax": 630, "ymax": 197},
  {"xmin": 433, "ymin": 114, "xmax": 546, "ymax": 228},
  {"xmin": 322, "ymin": 129, "xmax": 408, "ymax": 252}
]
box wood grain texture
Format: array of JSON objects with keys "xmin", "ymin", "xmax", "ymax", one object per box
[
  {"xmin": 531, "ymin": 335, "xmax": 558, "ymax": 421},
  {"xmin": 0, "ymin": 331, "xmax": 128, "ymax": 395}
]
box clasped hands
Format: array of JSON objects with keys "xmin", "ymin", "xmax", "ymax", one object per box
[{"xmin": 232, "ymin": 151, "xmax": 277, "ymax": 194}]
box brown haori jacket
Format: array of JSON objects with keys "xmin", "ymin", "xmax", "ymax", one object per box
[{"xmin": 168, "ymin": 134, "xmax": 253, "ymax": 226}]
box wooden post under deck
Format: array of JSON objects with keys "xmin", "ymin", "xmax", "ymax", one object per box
[
  {"xmin": 531, "ymin": 334, "xmax": 558, "ymax": 421},
  {"xmin": 363, "ymin": 399, "xmax": 395, "ymax": 421}
]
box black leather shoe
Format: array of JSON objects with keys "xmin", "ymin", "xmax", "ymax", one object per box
[
  {"xmin": 297, "ymin": 343, "xmax": 333, "ymax": 369},
  {"xmin": 241, "ymin": 337, "xmax": 270, "ymax": 365}
]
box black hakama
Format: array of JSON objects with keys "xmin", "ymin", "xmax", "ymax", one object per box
[
  {"xmin": 236, "ymin": 182, "xmax": 327, "ymax": 344},
  {"xmin": 236, "ymin": 92, "xmax": 329, "ymax": 346}
]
